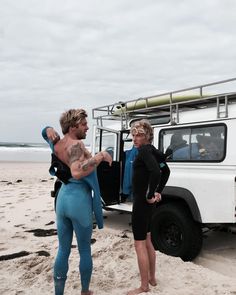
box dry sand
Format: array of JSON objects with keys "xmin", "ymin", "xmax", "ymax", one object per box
[{"xmin": 0, "ymin": 162, "xmax": 236, "ymax": 295}]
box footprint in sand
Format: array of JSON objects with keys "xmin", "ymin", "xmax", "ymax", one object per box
[
  {"xmin": 17, "ymin": 199, "xmax": 25, "ymax": 203},
  {"xmin": 14, "ymin": 224, "xmax": 25, "ymax": 228},
  {"xmin": 11, "ymin": 234, "xmax": 27, "ymax": 240},
  {"xmin": 30, "ymin": 216, "xmax": 41, "ymax": 222},
  {"xmin": 0, "ymin": 246, "xmax": 7, "ymax": 251}
]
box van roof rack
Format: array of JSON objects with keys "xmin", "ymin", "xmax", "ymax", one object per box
[{"xmin": 92, "ymin": 77, "xmax": 236, "ymax": 129}]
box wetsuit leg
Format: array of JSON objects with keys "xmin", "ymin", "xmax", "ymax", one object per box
[
  {"xmin": 63, "ymin": 183, "xmax": 93, "ymax": 292},
  {"xmin": 132, "ymin": 201, "xmax": 154, "ymax": 240},
  {"xmin": 72, "ymin": 219, "xmax": 93, "ymax": 292},
  {"xmin": 53, "ymin": 183, "xmax": 93, "ymax": 293},
  {"xmin": 54, "ymin": 211, "xmax": 73, "ymax": 295}
]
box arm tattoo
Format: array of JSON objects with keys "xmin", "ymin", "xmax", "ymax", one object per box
[
  {"xmin": 81, "ymin": 159, "xmax": 97, "ymax": 171},
  {"xmin": 68, "ymin": 143, "xmax": 83, "ymax": 165}
]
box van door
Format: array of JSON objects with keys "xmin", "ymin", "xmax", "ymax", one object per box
[{"xmin": 92, "ymin": 126, "xmax": 121, "ymax": 206}]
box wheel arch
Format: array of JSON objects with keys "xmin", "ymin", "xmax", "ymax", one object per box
[{"xmin": 160, "ymin": 186, "xmax": 202, "ymax": 223}]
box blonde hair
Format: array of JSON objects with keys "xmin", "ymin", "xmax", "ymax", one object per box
[
  {"xmin": 60, "ymin": 109, "xmax": 87, "ymax": 134},
  {"xmin": 130, "ymin": 119, "xmax": 153, "ymax": 143}
]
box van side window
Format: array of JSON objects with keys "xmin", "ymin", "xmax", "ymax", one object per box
[{"xmin": 160, "ymin": 124, "xmax": 225, "ymax": 162}]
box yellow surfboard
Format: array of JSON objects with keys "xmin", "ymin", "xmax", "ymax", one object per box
[{"xmin": 114, "ymin": 94, "xmax": 205, "ymax": 115}]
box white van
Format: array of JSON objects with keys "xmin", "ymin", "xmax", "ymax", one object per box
[{"xmin": 91, "ymin": 78, "xmax": 236, "ymax": 261}]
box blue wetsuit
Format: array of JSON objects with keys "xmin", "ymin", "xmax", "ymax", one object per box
[{"xmin": 42, "ymin": 128, "xmax": 103, "ymax": 294}]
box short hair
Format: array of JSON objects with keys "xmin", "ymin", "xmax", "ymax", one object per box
[
  {"xmin": 130, "ymin": 119, "xmax": 153, "ymax": 143},
  {"xmin": 60, "ymin": 109, "xmax": 87, "ymax": 134}
]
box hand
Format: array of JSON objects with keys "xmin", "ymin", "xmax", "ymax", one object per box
[
  {"xmin": 155, "ymin": 192, "xmax": 162, "ymax": 202},
  {"xmin": 101, "ymin": 151, "xmax": 112, "ymax": 166},
  {"xmin": 146, "ymin": 192, "xmax": 162, "ymax": 204},
  {"xmin": 46, "ymin": 128, "xmax": 60, "ymax": 144},
  {"xmin": 146, "ymin": 197, "xmax": 157, "ymax": 204}
]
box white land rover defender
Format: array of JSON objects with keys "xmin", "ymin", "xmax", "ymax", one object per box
[{"xmin": 91, "ymin": 78, "xmax": 236, "ymax": 261}]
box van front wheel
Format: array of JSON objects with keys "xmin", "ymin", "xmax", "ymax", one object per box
[{"xmin": 151, "ymin": 203, "xmax": 202, "ymax": 261}]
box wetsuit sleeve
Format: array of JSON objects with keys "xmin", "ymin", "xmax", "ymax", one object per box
[
  {"xmin": 41, "ymin": 126, "xmax": 54, "ymax": 152},
  {"xmin": 156, "ymin": 162, "xmax": 170, "ymax": 193},
  {"xmin": 139, "ymin": 148, "xmax": 161, "ymax": 199}
]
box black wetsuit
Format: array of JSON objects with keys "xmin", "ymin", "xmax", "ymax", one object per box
[{"xmin": 132, "ymin": 144, "xmax": 170, "ymax": 240}]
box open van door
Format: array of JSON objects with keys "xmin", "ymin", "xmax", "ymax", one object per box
[{"xmin": 92, "ymin": 126, "xmax": 121, "ymax": 206}]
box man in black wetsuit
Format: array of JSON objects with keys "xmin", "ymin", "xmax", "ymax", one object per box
[{"xmin": 127, "ymin": 119, "xmax": 170, "ymax": 295}]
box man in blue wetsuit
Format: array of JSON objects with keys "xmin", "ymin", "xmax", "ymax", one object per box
[{"xmin": 42, "ymin": 109, "xmax": 112, "ymax": 295}]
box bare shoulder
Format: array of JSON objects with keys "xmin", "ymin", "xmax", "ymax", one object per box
[{"xmin": 67, "ymin": 140, "xmax": 84, "ymax": 165}]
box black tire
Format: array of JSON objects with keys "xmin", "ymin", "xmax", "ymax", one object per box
[{"xmin": 151, "ymin": 202, "xmax": 202, "ymax": 261}]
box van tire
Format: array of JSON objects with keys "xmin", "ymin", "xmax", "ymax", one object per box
[{"xmin": 151, "ymin": 203, "xmax": 202, "ymax": 261}]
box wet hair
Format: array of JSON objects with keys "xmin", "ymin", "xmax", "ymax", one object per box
[
  {"xmin": 60, "ymin": 109, "xmax": 87, "ymax": 134},
  {"xmin": 130, "ymin": 119, "xmax": 153, "ymax": 143}
]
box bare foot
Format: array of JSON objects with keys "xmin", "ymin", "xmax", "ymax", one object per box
[
  {"xmin": 149, "ymin": 278, "xmax": 157, "ymax": 286},
  {"xmin": 127, "ymin": 287, "xmax": 150, "ymax": 295},
  {"xmin": 81, "ymin": 291, "xmax": 93, "ymax": 295}
]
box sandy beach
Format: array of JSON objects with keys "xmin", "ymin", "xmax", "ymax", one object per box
[{"xmin": 1, "ymin": 162, "xmax": 236, "ymax": 295}]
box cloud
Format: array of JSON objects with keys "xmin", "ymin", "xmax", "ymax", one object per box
[{"xmin": 0, "ymin": 0, "xmax": 236, "ymax": 143}]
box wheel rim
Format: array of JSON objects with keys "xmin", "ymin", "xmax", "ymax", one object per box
[{"xmin": 160, "ymin": 221, "xmax": 183, "ymax": 249}]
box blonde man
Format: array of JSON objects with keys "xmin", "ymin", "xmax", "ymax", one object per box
[
  {"xmin": 42, "ymin": 109, "xmax": 112, "ymax": 295},
  {"xmin": 127, "ymin": 119, "xmax": 170, "ymax": 295}
]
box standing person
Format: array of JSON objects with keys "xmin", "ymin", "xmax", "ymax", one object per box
[
  {"xmin": 127, "ymin": 119, "xmax": 170, "ymax": 295},
  {"xmin": 42, "ymin": 109, "xmax": 112, "ymax": 295}
]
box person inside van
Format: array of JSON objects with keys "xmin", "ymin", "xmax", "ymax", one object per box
[
  {"xmin": 196, "ymin": 135, "xmax": 222, "ymax": 160},
  {"xmin": 165, "ymin": 133, "xmax": 188, "ymax": 160}
]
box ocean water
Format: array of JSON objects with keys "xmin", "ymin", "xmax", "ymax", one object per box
[
  {"xmin": 0, "ymin": 142, "xmax": 91, "ymax": 162},
  {"xmin": 0, "ymin": 142, "xmax": 51, "ymax": 163}
]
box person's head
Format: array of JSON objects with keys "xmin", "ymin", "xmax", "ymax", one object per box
[
  {"xmin": 130, "ymin": 119, "xmax": 153, "ymax": 148},
  {"xmin": 170, "ymin": 133, "xmax": 187, "ymax": 147},
  {"xmin": 60, "ymin": 108, "xmax": 89, "ymax": 139}
]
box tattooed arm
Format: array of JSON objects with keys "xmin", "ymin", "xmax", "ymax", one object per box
[{"xmin": 68, "ymin": 141, "xmax": 112, "ymax": 179}]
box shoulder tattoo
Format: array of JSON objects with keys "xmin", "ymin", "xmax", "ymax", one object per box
[{"xmin": 68, "ymin": 143, "xmax": 83, "ymax": 165}]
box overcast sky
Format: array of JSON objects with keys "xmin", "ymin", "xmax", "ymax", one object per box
[{"xmin": 1, "ymin": 0, "xmax": 236, "ymax": 144}]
